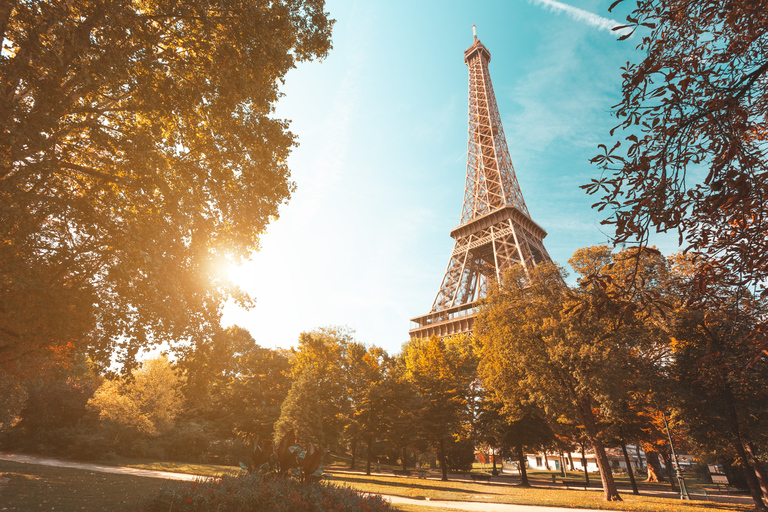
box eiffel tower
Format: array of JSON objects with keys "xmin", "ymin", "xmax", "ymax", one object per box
[{"xmin": 409, "ymin": 27, "xmax": 551, "ymax": 340}]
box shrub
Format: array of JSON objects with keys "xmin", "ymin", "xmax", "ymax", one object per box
[
  {"xmin": 55, "ymin": 428, "xmax": 113, "ymax": 460},
  {"xmin": 206, "ymin": 437, "xmax": 251, "ymax": 466},
  {"xmin": 160, "ymin": 421, "xmax": 209, "ymax": 462},
  {"xmin": 141, "ymin": 473, "xmax": 392, "ymax": 512}
]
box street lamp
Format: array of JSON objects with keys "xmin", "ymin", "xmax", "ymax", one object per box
[{"xmin": 661, "ymin": 411, "xmax": 690, "ymax": 500}]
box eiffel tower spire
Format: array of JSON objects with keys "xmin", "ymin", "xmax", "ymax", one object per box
[{"xmin": 409, "ymin": 30, "xmax": 551, "ymax": 340}]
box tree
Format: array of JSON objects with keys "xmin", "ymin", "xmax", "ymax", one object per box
[
  {"xmin": 15, "ymin": 376, "xmax": 97, "ymax": 433},
  {"xmin": 585, "ymin": 0, "xmax": 768, "ymax": 312},
  {"xmin": 0, "ymin": 0, "xmax": 334, "ymax": 372},
  {"xmin": 475, "ymin": 394, "xmax": 556, "ymax": 486},
  {"xmin": 88, "ymin": 356, "xmax": 183, "ymax": 436},
  {"xmin": 666, "ymin": 254, "xmax": 768, "ymax": 507},
  {"xmin": 402, "ymin": 334, "xmax": 477, "ymax": 481},
  {"xmin": 290, "ymin": 327, "xmax": 356, "ymax": 450},
  {"xmin": 378, "ymin": 358, "xmax": 424, "ymax": 472},
  {"xmin": 0, "ymin": 373, "xmax": 28, "ymax": 431},
  {"xmin": 476, "ymin": 257, "xmax": 659, "ymax": 501},
  {"xmin": 177, "ymin": 326, "xmax": 292, "ymax": 440},
  {"xmin": 345, "ymin": 343, "xmax": 390, "ymax": 475},
  {"xmin": 273, "ymin": 369, "xmax": 324, "ymax": 446}
]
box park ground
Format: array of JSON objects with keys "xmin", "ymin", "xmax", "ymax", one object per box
[{"xmin": 0, "ymin": 452, "xmax": 756, "ymax": 512}]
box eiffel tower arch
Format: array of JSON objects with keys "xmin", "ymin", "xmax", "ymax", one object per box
[{"xmin": 409, "ymin": 28, "xmax": 551, "ymax": 340}]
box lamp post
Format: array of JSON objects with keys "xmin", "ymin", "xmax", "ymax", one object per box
[{"xmin": 661, "ymin": 411, "xmax": 690, "ymax": 500}]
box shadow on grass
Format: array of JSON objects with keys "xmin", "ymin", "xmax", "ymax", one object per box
[{"xmin": 325, "ymin": 474, "xmax": 506, "ymax": 497}]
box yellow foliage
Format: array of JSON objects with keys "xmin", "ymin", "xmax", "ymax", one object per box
[{"xmin": 87, "ymin": 356, "xmax": 183, "ymax": 436}]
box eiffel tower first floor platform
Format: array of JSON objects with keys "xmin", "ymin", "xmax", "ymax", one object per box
[{"xmin": 409, "ymin": 301, "xmax": 478, "ymax": 339}]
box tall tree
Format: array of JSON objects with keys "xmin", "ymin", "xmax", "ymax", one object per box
[
  {"xmin": 0, "ymin": 0, "xmax": 333, "ymax": 372},
  {"xmin": 402, "ymin": 334, "xmax": 477, "ymax": 481},
  {"xmin": 666, "ymin": 254, "xmax": 768, "ymax": 508},
  {"xmin": 585, "ymin": 0, "xmax": 768, "ymax": 315},
  {"xmin": 289, "ymin": 327, "xmax": 355, "ymax": 450},
  {"xmin": 345, "ymin": 343, "xmax": 390, "ymax": 475},
  {"xmin": 475, "ymin": 255, "xmax": 663, "ymax": 501},
  {"xmin": 177, "ymin": 326, "xmax": 292, "ymax": 440},
  {"xmin": 379, "ymin": 357, "xmax": 424, "ymax": 472},
  {"xmin": 273, "ymin": 369, "xmax": 323, "ymax": 446}
]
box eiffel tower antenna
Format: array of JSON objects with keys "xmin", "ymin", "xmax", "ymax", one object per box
[{"xmin": 409, "ymin": 31, "xmax": 551, "ymax": 340}]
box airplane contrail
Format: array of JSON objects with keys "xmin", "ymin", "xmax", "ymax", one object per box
[{"xmin": 529, "ymin": 0, "xmax": 633, "ymax": 37}]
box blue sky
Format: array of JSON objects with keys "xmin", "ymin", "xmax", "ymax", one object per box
[{"xmin": 222, "ymin": 0, "xmax": 679, "ymax": 355}]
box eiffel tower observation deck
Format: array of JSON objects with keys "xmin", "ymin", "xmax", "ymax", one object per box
[{"xmin": 409, "ymin": 27, "xmax": 551, "ymax": 340}]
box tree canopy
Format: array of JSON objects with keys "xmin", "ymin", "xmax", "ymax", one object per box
[
  {"xmin": 402, "ymin": 334, "xmax": 477, "ymax": 481},
  {"xmin": 475, "ymin": 249, "xmax": 674, "ymax": 501},
  {"xmin": 0, "ymin": 0, "xmax": 333, "ymax": 372},
  {"xmin": 585, "ymin": 0, "xmax": 768, "ymax": 304},
  {"xmin": 88, "ymin": 355, "xmax": 183, "ymax": 436}
]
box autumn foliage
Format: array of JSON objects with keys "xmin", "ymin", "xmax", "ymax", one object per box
[
  {"xmin": 586, "ymin": 0, "xmax": 768, "ymax": 306},
  {"xmin": 0, "ymin": 0, "xmax": 333, "ymax": 372}
]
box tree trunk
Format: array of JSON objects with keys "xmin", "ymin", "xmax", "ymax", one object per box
[
  {"xmin": 543, "ymin": 451, "xmax": 550, "ymax": 471},
  {"xmin": 439, "ymin": 438, "xmax": 448, "ymax": 481},
  {"xmin": 660, "ymin": 450, "xmax": 677, "ymax": 492},
  {"xmin": 634, "ymin": 442, "xmax": 645, "ymax": 470},
  {"xmin": 559, "ymin": 451, "xmax": 566, "ymax": 477},
  {"xmin": 733, "ymin": 439, "xmax": 767, "ymax": 509},
  {"xmin": 725, "ymin": 398, "xmax": 767, "ymax": 509},
  {"xmin": 567, "ymin": 450, "xmax": 574, "ymax": 471},
  {"xmin": 580, "ymin": 442, "xmax": 590, "ymax": 486},
  {"xmin": 516, "ymin": 443, "xmax": 530, "ymax": 487},
  {"xmin": 350, "ymin": 437, "xmax": 357, "ymax": 470},
  {"xmin": 644, "ymin": 449, "xmax": 665, "ymax": 482},
  {"xmin": 580, "ymin": 399, "xmax": 621, "ymax": 501},
  {"xmin": 746, "ymin": 441, "xmax": 768, "ymax": 499},
  {"xmin": 402, "ymin": 445, "xmax": 408, "ymax": 472},
  {"xmin": 366, "ymin": 433, "xmax": 373, "ymax": 476},
  {"xmin": 620, "ymin": 441, "xmax": 639, "ymax": 495},
  {"xmin": 492, "ymin": 449, "xmax": 499, "ymax": 476}
]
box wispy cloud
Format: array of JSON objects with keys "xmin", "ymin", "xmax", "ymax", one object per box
[{"xmin": 529, "ymin": 0, "xmax": 632, "ymax": 37}]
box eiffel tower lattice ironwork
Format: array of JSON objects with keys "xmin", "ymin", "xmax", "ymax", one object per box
[{"xmin": 409, "ymin": 28, "xmax": 551, "ymax": 340}]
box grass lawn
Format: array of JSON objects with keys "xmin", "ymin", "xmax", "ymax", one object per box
[
  {"xmin": 473, "ymin": 462, "xmax": 712, "ymax": 490},
  {"xmin": 323, "ymin": 471, "xmax": 750, "ymax": 512},
  {"xmin": 1, "ymin": 454, "xmax": 751, "ymax": 512},
  {"xmin": 106, "ymin": 456, "xmax": 753, "ymax": 512},
  {"xmin": 0, "ymin": 459, "xmax": 166, "ymax": 511},
  {"xmin": 119, "ymin": 459, "xmax": 244, "ymax": 478}
]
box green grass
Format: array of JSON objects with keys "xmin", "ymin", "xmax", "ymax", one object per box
[{"xmin": 0, "ymin": 459, "xmax": 166, "ymax": 511}]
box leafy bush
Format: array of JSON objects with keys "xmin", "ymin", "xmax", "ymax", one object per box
[
  {"xmin": 0, "ymin": 425, "xmax": 113, "ymax": 460},
  {"xmin": 141, "ymin": 473, "xmax": 392, "ymax": 512},
  {"xmin": 242, "ymin": 430, "xmax": 325, "ymax": 482},
  {"xmin": 17, "ymin": 377, "xmax": 97, "ymax": 432},
  {"xmin": 206, "ymin": 437, "xmax": 251, "ymax": 466},
  {"xmin": 160, "ymin": 421, "xmax": 210, "ymax": 462}
]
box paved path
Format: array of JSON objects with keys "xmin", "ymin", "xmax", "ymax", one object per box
[
  {"xmin": 0, "ymin": 452, "xmax": 201, "ymax": 482},
  {"xmin": 0, "ymin": 453, "xmax": 607, "ymax": 512}
]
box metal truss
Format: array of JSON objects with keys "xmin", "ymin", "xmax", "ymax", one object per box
[{"xmin": 410, "ymin": 30, "xmax": 552, "ymax": 337}]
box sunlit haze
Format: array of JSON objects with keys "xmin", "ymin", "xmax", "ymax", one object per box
[{"xmin": 222, "ymin": 0, "xmax": 681, "ymax": 354}]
